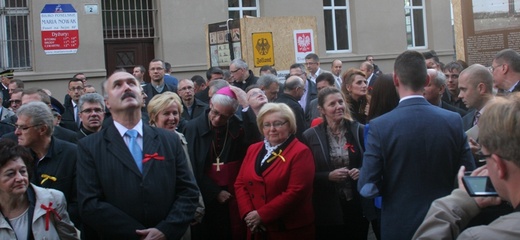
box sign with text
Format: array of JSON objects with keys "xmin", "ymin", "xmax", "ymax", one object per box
[
  {"xmin": 252, "ymin": 32, "xmax": 274, "ymax": 68},
  {"xmin": 453, "ymin": 0, "xmax": 520, "ymax": 64},
  {"xmin": 293, "ymin": 29, "xmax": 314, "ymax": 63},
  {"xmin": 41, "ymin": 4, "xmax": 79, "ymax": 55}
]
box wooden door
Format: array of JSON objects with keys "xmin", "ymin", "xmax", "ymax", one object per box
[{"xmin": 104, "ymin": 39, "xmax": 154, "ymax": 83}]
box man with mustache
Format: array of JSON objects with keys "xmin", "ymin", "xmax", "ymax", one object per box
[
  {"xmin": 76, "ymin": 93, "xmax": 105, "ymax": 140},
  {"xmin": 77, "ymin": 71, "xmax": 199, "ymax": 239}
]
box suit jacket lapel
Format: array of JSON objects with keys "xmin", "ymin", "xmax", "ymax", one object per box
[
  {"xmin": 142, "ymin": 125, "xmax": 160, "ymax": 177},
  {"xmin": 105, "ymin": 123, "xmax": 142, "ymax": 177}
]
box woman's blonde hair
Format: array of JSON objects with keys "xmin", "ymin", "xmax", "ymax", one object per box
[{"xmin": 147, "ymin": 92, "xmax": 183, "ymax": 126}]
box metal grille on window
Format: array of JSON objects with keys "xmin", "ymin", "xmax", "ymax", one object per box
[
  {"xmin": 0, "ymin": 0, "xmax": 31, "ymax": 69},
  {"xmin": 102, "ymin": 0, "xmax": 157, "ymax": 39},
  {"xmin": 228, "ymin": 0, "xmax": 259, "ymax": 19}
]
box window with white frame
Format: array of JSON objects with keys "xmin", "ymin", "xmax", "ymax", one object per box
[
  {"xmin": 228, "ymin": 0, "xmax": 259, "ymax": 19},
  {"xmin": 323, "ymin": 0, "xmax": 352, "ymax": 52},
  {"xmin": 405, "ymin": 0, "xmax": 427, "ymax": 48},
  {"xmin": 0, "ymin": 0, "xmax": 31, "ymax": 69}
]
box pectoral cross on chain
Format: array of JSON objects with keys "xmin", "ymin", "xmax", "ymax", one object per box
[{"xmin": 213, "ymin": 157, "xmax": 224, "ymax": 171}]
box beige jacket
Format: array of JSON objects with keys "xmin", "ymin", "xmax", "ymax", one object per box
[
  {"xmin": 413, "ymin": 189, "xmax": 520, "ymax": 239},
  {"xmin": 0, "ymin": 184, "xmax": 79, "ymax": 240}
]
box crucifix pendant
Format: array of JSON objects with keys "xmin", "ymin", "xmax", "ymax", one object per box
[{"xmin": 213, "ymin": 157, "xmax": 223, "ymax": 171}]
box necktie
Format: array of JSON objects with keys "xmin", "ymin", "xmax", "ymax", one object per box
[
  {"xmin": 125, "ymin": 130, "xmax": 143, "ymax": 172},
  {"xmin": 74, "ymin": 105, "xmax": 80, "ymax": 126},
  {"xmin": 473, "ymin": 111, "xmax": 481, "ymax": 126}
]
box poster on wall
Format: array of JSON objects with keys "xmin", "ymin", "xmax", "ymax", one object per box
[
  {"xmin": 293, "ymin": 29, "xmax": 314, "ymax": 63},
  {"xmin": 454, "ymin": 0, "xmax": 520, "ymax": 64},
  {"xmin": 207, "ymin": 20, "xmax": 241, "ymax": 68},
  {"xmin": 41, "ymin": 4, "xmax": 80, "ymax": 55}
]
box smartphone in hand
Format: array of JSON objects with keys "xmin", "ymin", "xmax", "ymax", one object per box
[{"xmin": 462, "ymin": 176, "xmax": 498, "ymax": 197}]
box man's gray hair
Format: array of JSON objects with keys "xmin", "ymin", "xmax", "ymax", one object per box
[
  {"xmin": 431, "ymin": 70, "xmax": 447, "ymax": 87},
  {"xmin": 16, "ymin": 101, "xmax": 54, "ymax": 136},
  {"xmin": 231, "ymin": 58, "xmax": 248, "ymax": 70},
  {"xmin": 79, "ymin": 93, "xmax": 105, "ymax": 111},
  {"xmin": 257, "ymin": 74, "xmax": 279, "ymax": 88},
  {"xmin": 211, "ymin": 94, "xmax": 239, "ymax": 111}
]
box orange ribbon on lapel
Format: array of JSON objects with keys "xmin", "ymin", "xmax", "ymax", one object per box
[
  {"xmin": 40, "ymin": 174, "xmax": 57, "ymax": 185},
  {"xmin": 142, "ymin": 153, "xmax": 165, "ymax": 163},
  {"xmin": 40, "ymin": 202, "xmax": 61, "ymax": 231},
  {"xmin": 266, "ymin": 149, "xmax": 286, "ymax": 164}
]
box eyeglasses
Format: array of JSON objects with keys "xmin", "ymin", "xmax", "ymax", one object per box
[
  {"xmin": 475, "ymin": 150, "xmax": 492, "ymax": 163},
  {"xmin": 149, "ymin": 67, "xmax": 164, "ymax": 71},
  {"xmin": 80, "ymin": 108, "xmax": 104, "ymax": 114},
  {"xmin": 230, "ymin": 68, "xmax": 241, "ymax": 73},
  {"xmin": 263, "ymin": 121, "xmax": 288, "ymax": 129},
  {"xmin": 14, "ymin": 124, "xmax": 42, "ymax": 131},
  {"xmin": 9, "ymin": 99, "xmax": 21, "ymax": 104},
  {"xmin": 69, "ymin": 87, "xmax": 84, "ymax": 92},
  {"xmin": 209, "ymin": 108, "xmax": 233, "ymax": 120},
  {"xmin": 305, "ymin": 62, "xmax": 317, "ymax": 66},
  {"xmin": 488, "ymin": 64, "xmax": 503, "ymax": 73}
]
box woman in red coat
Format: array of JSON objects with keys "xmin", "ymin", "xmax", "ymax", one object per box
[{"xmin": 234, "ymin": 102, "xmax": 315, "ymax": 240}]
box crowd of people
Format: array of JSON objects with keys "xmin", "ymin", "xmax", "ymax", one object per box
[{"xmin": 0, "ymin": 48, "xmax": 519, "ymax": 239}]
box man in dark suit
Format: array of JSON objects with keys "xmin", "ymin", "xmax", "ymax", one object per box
[
  {"xmin": 289, "ymin": 63, "xmax": 317, "ymax": 127},
  {"xmin": 77, "ymin": 71, "xmax": 199, "ymax": 239},
  {"xmin": 177, "ymin": 78, "xmax": 207, "ymax": 121},
  {"xmin": 424, "ymin": 69, "xmax": 467, "ymax": 117},
  {"xmin": 15, "ymin": 101, "xmax": 80, "ymax": 227},
  {"xmin": 358, "ymin": 50, "xmax": 475, "ymax": 240},
  {"xmin": 61, "ymin": 78, "xmax": 85, "ymax": 131},
  {"xmin": 491, "ymin": 49, "xmax": 520, "ymax": 93},
  {"xmin": 142, "ymin": 59, "xmax": 177, "ymax": 107},
  {"xmin": 459, "ymin": 64, "xmax": 494, "ymax": 132},
  {"xmin": 275, "ymin": 76, "xmax": 307, "ymax": 140},
  {"xmin": 361, "ymin": 61, "xmax": 378, "ymax": 87},
  {"xmin": 0, "ymin": 69, "xmax": 14, "ymax": 108}
]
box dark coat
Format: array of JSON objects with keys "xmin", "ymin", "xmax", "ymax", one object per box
[
  {"xmin": 60, "ymin": 99, "xmax": 79, "ymax": 132},
  {"xmin": 241, "ymin": 107, "xmax": 262, "ymax": 146},
  {"xmin": 1, "ymin": 84, "xmax": 9, "ymax": 108},
  {"xmin": 441, "ymin": 100, "xmax": 468, "ymax": 117},
  {"xmin": 183, "ymin": 109, "xmax": 247, "ymax": 202},
  {"xmin": 142, "ymin": 82, "xmax": 177, "ymax": 106},
  {"xmin": 358, "ymin": 97, "xmax": 475, "ymax": 240},
  {"xmin": 302, "ymin": 120, "xmax": 365, "ymax": 225},
  {"xmin": 181, "ymin": 98, "xmax": 208, "ymax": 121},
  {"xmin": 274, "ymin": 93, "xmax": 306, "ymax": 141},
  {"xmin": 462, "ymin": 109, "xmax": 477, "ymax": 132},
  {"xmin": 232, "ymin": 70, "xmax": 258, "ymax": 91},
  {"xmin": 303, "ymin": 80, "xmax": 318, "ymax": 125},
  {"xmin": 77, "ymin": 122, "xmax": 199, "ymax": 239},
  {"xmin": 31, "ymin": 137, "xmax": 79, "ymax": 227}
]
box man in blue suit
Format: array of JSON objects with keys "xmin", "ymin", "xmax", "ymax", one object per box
[
  {"xmin": 358, "ymin": 50, "xmax": 475, "ymax": 240},
  {"xmin": 77, "ymin": 71, "xmax": 199, "ymax": 239}
]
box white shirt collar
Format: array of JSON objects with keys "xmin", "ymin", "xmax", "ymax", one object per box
[
  {"xmin": 399, "ymin": 95, "xmax": 424, "ymax": 103},
  {"xmin": 114, "ymin": 119, "xmax": 143, "ymax": 138}
]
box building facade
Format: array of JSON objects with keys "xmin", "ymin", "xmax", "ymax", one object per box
[{"xmin": 1, "ymin": 0, "xmax": 454, "ymax": 101}]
